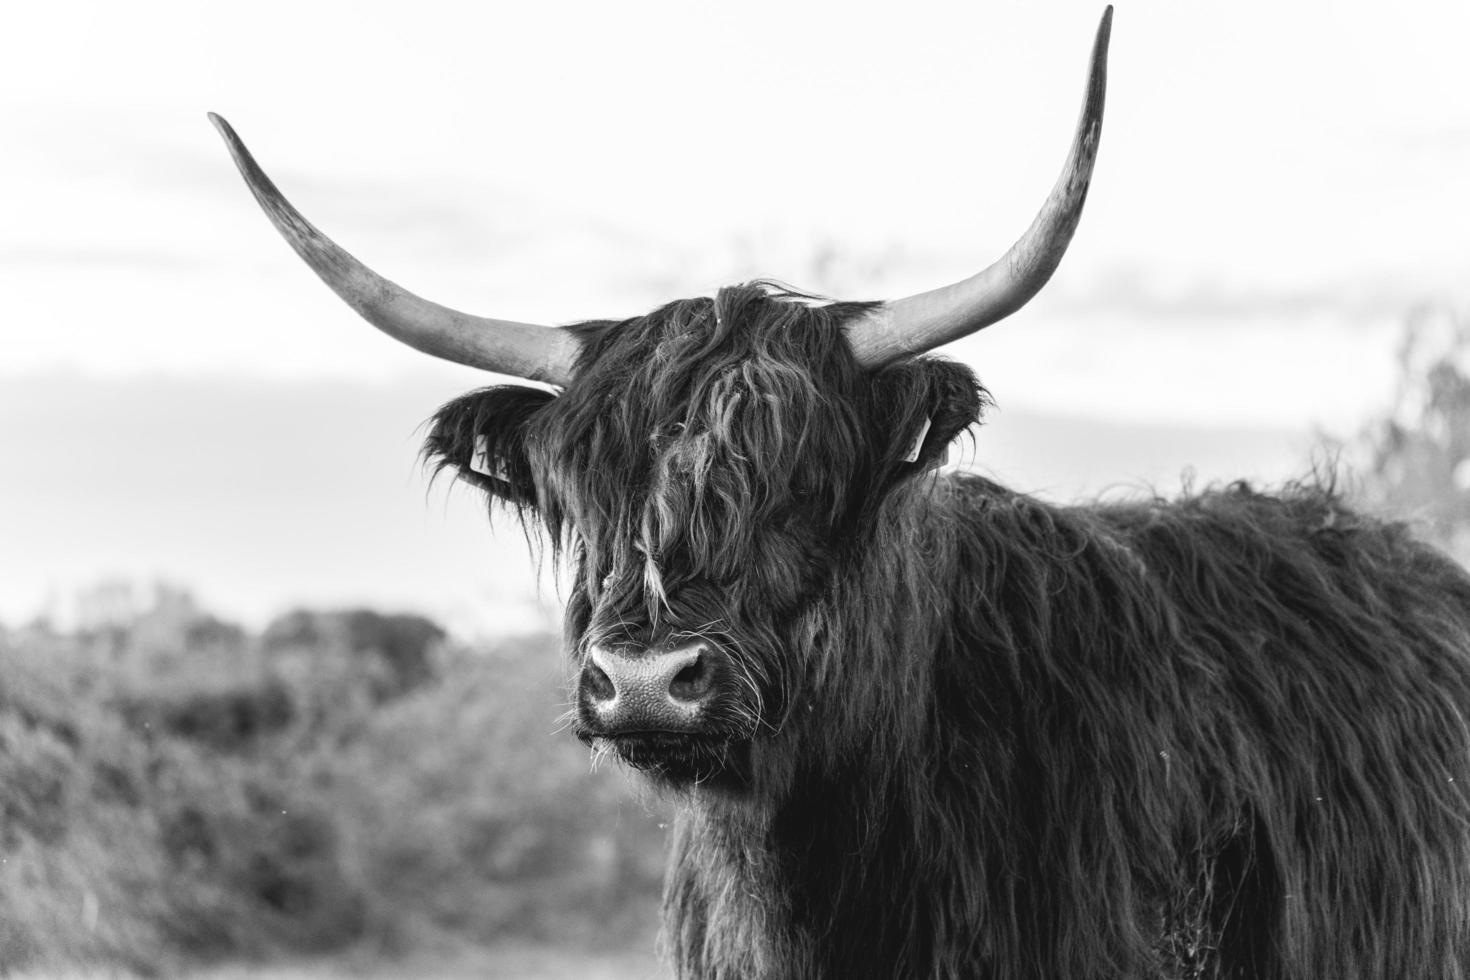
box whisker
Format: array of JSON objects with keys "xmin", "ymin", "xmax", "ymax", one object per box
[
  {"xmin": 551, "ymin": 705, "xmax": 580, "ymax": 735},
  {"xmin": 588, "ymin": 740, "xmax": 615, "ymax": 773}
]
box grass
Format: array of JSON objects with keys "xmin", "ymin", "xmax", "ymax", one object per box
[
  {"xmin": 7, "ymin": 944, "xmax": 668, "ymax": 980},
  {"xmin": 191, "ymin": 944, "xmax": 667, "ymax": 980}
]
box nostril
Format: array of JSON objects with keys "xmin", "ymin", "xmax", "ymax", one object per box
[
  {"xmin": 583, "ymin": 661, "xmax": 616, "ymax": 702},
  {"xmin": 669, "ymin": 652, "xmax": 715, "ymax": 702}
]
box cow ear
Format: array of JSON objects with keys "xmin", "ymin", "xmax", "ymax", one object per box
[
  {"xmin": 870, "ymin": 359, "xmax": 987, "ymax": 473},
  {"xmin": 422, "ymin": 386, "xmax": 557, "ymax": 507}
]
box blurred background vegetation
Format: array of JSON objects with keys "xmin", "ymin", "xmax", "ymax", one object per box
[
  {"xmin": 0, "ymin": 593, "xmax": 668, "ymax": 977},
  {"xmin": 2, "ymin": 309, "xmax": 1468, "ymax": 978},
  {"xmin": 1340, "ymin": 306, "xmax": 1470, "ymax": 567}
]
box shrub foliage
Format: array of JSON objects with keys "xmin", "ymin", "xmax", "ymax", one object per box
[{"xmin": 0, "ymin": 598, "xmax": 666, "ymax": 974}]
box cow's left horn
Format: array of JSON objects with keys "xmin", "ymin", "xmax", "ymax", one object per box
[
  {"xmin": 848, "ymin": 6, "xmax": 1112, "ymax": 368},
  {"xmin": 208, "ymin": 114, "xmax": 580, "ymax": 386}
]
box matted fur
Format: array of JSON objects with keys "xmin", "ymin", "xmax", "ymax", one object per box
[{"xmin": 425, "ymin": 282, "xmax": 1470, "ymax": 979}]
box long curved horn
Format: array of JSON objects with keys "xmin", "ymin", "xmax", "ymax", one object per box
[
  {"xmin": 849, "ymin": 6, "xmax": 1112, "ymax": 368},
  {"xmin": 208, "ymin": 114, "xmax": 580, "ymax": 386}
]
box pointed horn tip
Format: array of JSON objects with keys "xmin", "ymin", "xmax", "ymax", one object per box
[
  {"xmin": 1083, "ymin": 7, "xmax": 1112, "ymax": 118},
  {"xmin": 1096, "ymin": 7, "xmax": 1114, "ymax": 50},
  {"xmin": 206, "ymin": 113, "xmax": 246, "ymax": 157}
]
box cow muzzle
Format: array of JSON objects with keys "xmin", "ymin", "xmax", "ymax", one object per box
[{"xmin": 578, "ymin": 641, "xmax": 724, "ymax": 736}]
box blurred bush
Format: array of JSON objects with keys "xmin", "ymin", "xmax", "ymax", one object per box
[
  {"xmin": 0, "ymin": 589, "xmax": 667, "ymax": 975},
  {"xmin": 1344, "ymin": 306, "xmax": 1470, "ymax": 566},
  {"xmin": 263, "ymin": 609, "xmax": 443, "ymax": 702},
  {"xmin": 320, "ymin": 639, "xmax": 667, "ymax": 952},
  {"xmin": 117, "ymin": 679, "xmax": 295, "ymax": 752}
]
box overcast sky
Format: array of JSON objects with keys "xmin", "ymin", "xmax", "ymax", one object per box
[
  {"xmin": 8, "ymin": 0, "xmax": 1470, "ymax": 405},
  {"xmin": 4, "ymin": 0, "xmax": 1468, "ymax": 630}
]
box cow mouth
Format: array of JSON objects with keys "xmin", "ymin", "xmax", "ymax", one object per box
[{"xmin": 598, "ymin": 731, "xmax": 747, "ymax": 786}]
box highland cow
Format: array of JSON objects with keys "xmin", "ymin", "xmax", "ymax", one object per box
[{"xmin": 211, "ymin": 8, "xmax": 1470, "ymax": 978}]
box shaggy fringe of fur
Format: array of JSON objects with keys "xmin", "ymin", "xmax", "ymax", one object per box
[{"xmin": 424, "ymin": 282, "xmax": 1470, "ymax": 979}]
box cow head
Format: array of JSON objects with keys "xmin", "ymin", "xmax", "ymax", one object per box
[{"xmin": 210, "ymin": 9, "xmax": 1110, "ymax": 792}]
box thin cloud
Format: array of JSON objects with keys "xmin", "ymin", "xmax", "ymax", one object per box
[
  {"xmin": 1045, "ymin": 273, "xmax": 1445, "ymax": 327},
  {"xmin": 0, "ymin": 245, "xmax": 205, "ymax": 273}
]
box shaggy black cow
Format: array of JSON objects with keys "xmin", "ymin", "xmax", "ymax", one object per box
[{"xmin": 211, "ymin": 9, "xmax": 1470, "ymax": 978}]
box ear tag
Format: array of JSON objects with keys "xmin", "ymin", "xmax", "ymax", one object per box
[
  {"xmin": 903, "ymin": 416, "xmax": 932, "ymax": 463},
  {"xmin": 470, "ymin": 435, "xmax": 507, "ymax": 480}
]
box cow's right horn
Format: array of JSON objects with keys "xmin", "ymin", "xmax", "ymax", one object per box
[{"xmin": 208, "ymin": 113, "xmax": 580, "ymax": 387}]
